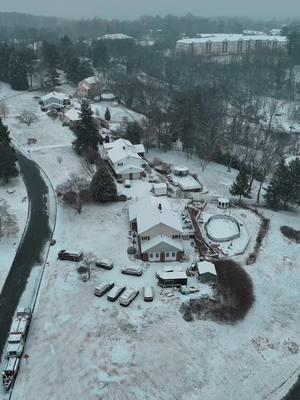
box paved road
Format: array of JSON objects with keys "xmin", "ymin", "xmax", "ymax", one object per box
[
  {"xmin": 0, "ymin": 153, "xmax": 51, "ymax": 360},
  {"xmin": 283, "ymin": 378, "xmax": 300, "ymax": 400}
]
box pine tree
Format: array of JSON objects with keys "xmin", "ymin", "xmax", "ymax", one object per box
[
  {"xmin": 0, "ymin": 118, "xmax": 11, "ymax": 145},
  {"xmin": 0, "ymin": 143, "xmax": 18, "ymax": 183},
  {"xmin": 230, "ymin": 167, "xmax": 250, "ymax": 201},
  {"xmin": 42, "ymin": 42, "xmax": 60, "ymax": 91},
  {"xmin": 105, "ymin": 107, "xmax": 111, "ymax": 121},
  {"xmin": 8, "ymin": 52, "xmax": 29, "ymax": 91},
  {"xmin": 74, "ymin": 102, "xmax": 102, "ymax": 155},
  {"xmin": 90, "ymin": 163, "xmax": 117, "ymax": 202},
  {"xmin": 265, "ymin": 158, "xmax": 300, "ymax": 208}
]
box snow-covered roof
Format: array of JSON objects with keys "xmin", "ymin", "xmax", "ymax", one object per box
[
  {"xmin": 135, "ymin": 200, "xmax": 183, "ymax": 235},
  {"xmin": 129, "ymin": 196, "xmax": 170, "ymax": 222},
  {"xmin": 177, "ymin": 34, "xmax": 287, "ymax": 44},
  {"xmin": 197, "ymin": 261, "xmax": 216, "ymax": 275},
  {"xmin": 172, "ymin": 175, "xmax": 202, "ymax": 191},
  {"xmin": 41, "ymin": 91, "xmax": 69, "ymax": 102},
  {"xmin": 104, "ymin": 138, "xmax": 134, "ymax": 152},
  {"xmin": 218, "ymin": 197, "xmax": 229, "ymax": 203},
  {"xmin": 141, "ymin": 235, "xmax": 183, "ymax": 253},
  {"xmin": 115, "ymin": 164, "xmax": 144, "ymax": 174},
  {"xmin": 99, "ymin": 33, "xmax": 133, "ymax": 40},
  {"xmin": 101, "ymin": 92, "xmax": 117, "ymax": 100},
  {"xmin": 107, "ymin": 146, "xmax": 141, "ymax": 164},
  {"xmin": 134, "ymin": 143, "xmax": 145, "ymax": 154},
  {"xmin": 81, "ymin": 76, "xmax": 100, "ymax": 85},
  {"xmin": 153, "ymin": 183, "xmax": 167, "ymax": 190},
  {"xmin": 157, "ymin": 271, "xmax": 187, "ymax": 280},
  {"xmin": 174, "ymin": 166, "xmax": 189, "ymax": 173},
  {"xmin": 65, "ymin": 108, "xmax": 80, "ymax": 121}
]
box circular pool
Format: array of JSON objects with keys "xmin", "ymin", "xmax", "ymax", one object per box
[{"xmin": 205, "ymin": 214, "xmax": 240, "ymax": 242}]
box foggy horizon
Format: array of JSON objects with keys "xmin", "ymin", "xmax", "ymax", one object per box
[{"xmin": 1, "ymin": 0, "xmax": 300, "ymax": 21}]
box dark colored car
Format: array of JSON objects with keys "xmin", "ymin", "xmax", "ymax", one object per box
[{"xmin": 58, "ymin": 250, "xmax": 83, "ymax": 262}]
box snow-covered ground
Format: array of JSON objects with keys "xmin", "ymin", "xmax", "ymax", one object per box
[
  {"xmin": 1, "ymin": 84, "xmax": 300, "ymax": 400},
  {"xmin": 0, "ymin": 177, "xmax": 28, "ymax": 292}
]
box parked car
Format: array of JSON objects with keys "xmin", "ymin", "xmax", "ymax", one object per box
[
  {"xmin": 143, "ymin": 286, "xmax": 154, "ymax": 302},
  {"xmin": 58, "ymin": 250, "xmax": 83, "ymax": 262},
  {"xmin": 107, "ymin": 285, "xmax": 126, "ymax": 302},
  {"xmin": 94, "ymin": 282, "xmax": 114, "ymax": 297},
  {"xmin": 119, "ymin": 288, "xmax": 139, "ymax": 306},
  {"xmin": 95, "ymin": 258, "xmax": 113, "ymax": 270},
  {"xmin": 124, "ymin": 179, "xmax": 131, "ymax": 188},
  {"xmin": 121, "ymin": 265, "xmax": 143, "ymax": 276}
]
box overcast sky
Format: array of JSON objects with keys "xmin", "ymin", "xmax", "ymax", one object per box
[{"xmin": 1, "ymin": 0, "xmax": 299, "ymax": 20}]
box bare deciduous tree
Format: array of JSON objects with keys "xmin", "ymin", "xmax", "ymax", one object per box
[{"xmin": 17, "ymin": 110, "xmax": 39, "ymax": 126}]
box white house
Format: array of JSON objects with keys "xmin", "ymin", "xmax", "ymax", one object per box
[
  {"xmin": 129, "ymin": 197, "xmax": 184, "ymax": 262},
  {"xmin": 104, "ymin": 139, "xmax": 145, "ymax": 180},
  {"xmin": 40, "ymin": 92, "xmax": 70, "ymax": 110}
]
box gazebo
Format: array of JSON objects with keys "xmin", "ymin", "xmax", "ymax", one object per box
[{"xmin": 218, "ymin": 197, "xmax": 230, "ymax": 209}]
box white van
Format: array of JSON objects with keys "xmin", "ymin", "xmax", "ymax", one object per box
[
  {"xmin": 143, "ymin": 286, "xmax": 154, "ymax": 302},
  {"xmin": 119, "ymin": 288, "xmax": 139, "ymax": 306}
]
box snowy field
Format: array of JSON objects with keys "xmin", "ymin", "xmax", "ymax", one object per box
[
  {"xmin": 0, "ymin": 177, "xmax": 28, "ymax": 291},
  {"xmin": 1, "ymin": 85, "xmax": 300, "ymax": 400}
]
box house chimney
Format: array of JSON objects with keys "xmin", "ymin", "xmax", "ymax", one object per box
[{"xmin": 158, "ymin": 203, "xmax": 162, "ymax": 211}]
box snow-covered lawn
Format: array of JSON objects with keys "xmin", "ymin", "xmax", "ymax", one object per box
[
  {"xmin": 0, "ymin": 177, "xmax": 28, "ymax": 292},
  {"xmin": 1, "ymin": 85, "xmax": 300, "ymax": 400}
]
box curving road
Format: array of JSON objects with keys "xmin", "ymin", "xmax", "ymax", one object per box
[{"xmin": 0, "ymin": 152, "xmax": 51, "ymax": 360}]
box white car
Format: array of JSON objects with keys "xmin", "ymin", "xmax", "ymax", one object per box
[
  {"xmin": 95, "ymin": 259, "xmax": 113, "ymax": 270},
  {"xmin": 94, "ymin": 282, "xmax": 114, "ymax": 297},
  {"xmin": 107, "ymin": 285, "xmax": 126, "ymax": 302},
  {"xmin": 121, "ymin": 265, "xmax": 143, "ymax": 276},
  {"xmin": 119, "ymin": 288, "xmax": 139, "ymax": 306}
]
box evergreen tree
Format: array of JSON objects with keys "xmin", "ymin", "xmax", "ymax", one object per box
[
  {"xmin": 0, "ymin": 119, "xmax": 18, "ymax": 183},
  {"xmin": 230, "ymin": 167, "xmax": 250, "ymax": 201},
  {"xmin": 42, "ymin": 42, "xmax": 60, "ymax": 91},
  {"xmin": 0, "ymin": 118, "xmax": 12, "ymax": 145},
  {"xmin": 90, "ymin": 162, "xmax": 117, "ymax": 203},
  {"xmin": 265, "ymin": 158, "xmax": 300, "ymax": 208},
  {"xmin": 104, "ymin": 107, "xmax": 111, "ymax": 121},
  {"xmin": 8, "ymin": 51, "xmax": 29, "ymax": 91},
  {"xmin": 73, "ymin": 102, "xmax": 102, "ymax": 155},
  {"xmin": 124, "ymin": 121, "xmax": 143, "ymax": 144},
  {"xmin": 0, "ymin": 43, "xmax": 12, "ymax": 82}
]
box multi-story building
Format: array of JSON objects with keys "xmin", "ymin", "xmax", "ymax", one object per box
[{"xmin": 175, "ymin": 34, "xmax": 287, "ymax": 56}]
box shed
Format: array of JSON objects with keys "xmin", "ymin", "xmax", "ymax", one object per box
[
  {"xmin": 152, "ymin": 183, "xmax": 167, "ymax": 196},
  {"xmin": 197, "ymin": 261, "xmax": 217, "ymax": 283},
  {"xmin": 174, "ymin": 166, "xmax": 189, "ymax": 176},
  {"xmin": 218, "ymin": 197, "xmax": 230, "ymax": 209}
]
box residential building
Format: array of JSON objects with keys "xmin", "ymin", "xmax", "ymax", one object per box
[
  {"xmin": 77, "ymin": 76, "xmax": 101, "ymax": 98},
  {"xmin": 40, "ymin": 92, "xmax": 70, "ymax": 111},
  {"xmin": 175, "ymin": 34, "xmax": 287, "ymax": 56},
  {"xmin": 104, "ymin": 139, "xmax": 145, "ymax": 180},
  {"xmin": 129, "ymin": 197, "xmax": 184, "ymax": 262}
]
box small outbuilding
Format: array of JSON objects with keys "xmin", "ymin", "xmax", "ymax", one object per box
[
  {"xmin": 218, "ymin": 197, "xmax": 230, "ymax": 209},
  {"xmin": 152, "ymin": 183, "xmax": 168, "ymax": 197},
  {"xmin": 174, "ymin": 166, "xmax": 189, "ymax": 177},
  {"xmin": 197, "ymin": 261, "xmax": 217, "ymax": 283}
]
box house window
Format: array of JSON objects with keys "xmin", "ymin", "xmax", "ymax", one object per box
[
  {"xmin": 172, "ymin": 252, "xmax": 176, "ymax": 257},
  {"xmin": 222, "ymin": 41, "xmax": 228, "ymax": 53},
  {"xmin": 205, "ymin": 42, "xmax": 212, "ymax": 54},
  {"xmin": 117, "ymin": 162, "xmax": 123, "ymax": 166},
  {"xmin": 150, "ymin": 253, "xmax": 153, "ymax": 258},
  {"xmin": 142, "ymin": 236, "xmax": 150, "ymax": 241},
  {"xmin": 237, "ymin": 41, "xmax": 243, "ymax": 53},
  {"xmin": 172, "ymin": 235, "xmax": 180, "ymax": 239},
  {"xmin": 166, "ymin": 253, "xmax": 169, "ymax": 257},
  {"xmin": 155, "ymin": 253, "xmax": 159, "ymax": 258}
]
